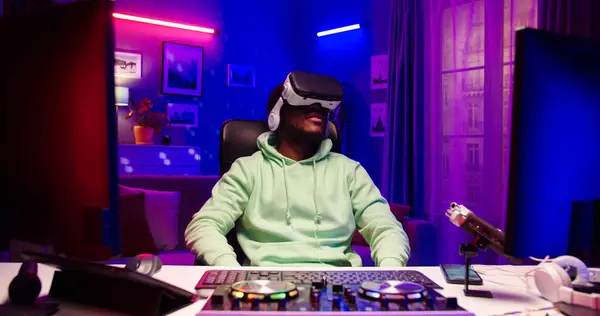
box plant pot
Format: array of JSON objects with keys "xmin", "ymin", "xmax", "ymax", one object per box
[{"xmin": 133, "ymin": 126, "xmax": 154, "ymax": 145}]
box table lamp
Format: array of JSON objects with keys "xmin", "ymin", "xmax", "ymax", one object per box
[{"xmin": 115, "ymin": 86, "xmax": 129, "ymax": 106}]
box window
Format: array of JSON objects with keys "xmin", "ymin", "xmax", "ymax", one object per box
[
  {"xmin": 443, "ymin": 83, "xmax": 450, "ymax": 107},
  {"xmin": 434, "ymin": 0, "xmax": 538, "ymax": 264},
  {"xmin": 467, "ymin": 143, "xmax": 480, "ymax": 171},
  {"xmin": 442, "ymin": 153, "xmax": 450, "ymax": 179},
  {"xmin": 440, "ymin": 0, "xmax": 537, "ymax": 194},
  {"xmin": 467, "ymin": 186, "xmax": 480, "ymax": 204},
  {"xmin": 467, "ymin": 103, "xmax": 479, "ymax": 130}
]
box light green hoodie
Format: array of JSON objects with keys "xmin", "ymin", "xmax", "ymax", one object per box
[{"xmin": 185, "ymin": 132, "xmax": 410, "ymax": 267}]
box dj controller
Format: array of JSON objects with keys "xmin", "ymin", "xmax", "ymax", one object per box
[{"xmin": 196, "ymin": 270, "xmax": 474, "ymax": 315}]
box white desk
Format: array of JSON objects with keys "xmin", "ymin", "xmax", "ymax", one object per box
[{"xmin": 0, "ymin": 264, "xmax": 553, "ymax": 316}]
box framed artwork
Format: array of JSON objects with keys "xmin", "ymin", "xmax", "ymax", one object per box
[
  {"xmin": 161, "ymin": 42, "xmax": 203, "ymax": 97},
  {"xmin": 114, "ymin": 51, "xmax": 142, "ymax": 79},
  {"xmin": 370, "ymin": 54, "xmax": 389, "ymax": 89},
  {"xmin": 167, "ymin": 103, "xmax": 198, "ymax": 127},
  {"xmin": 227, "ymin": 64, "xmax": 256, "ymax": 87},
  {"xmin": 370, "ymin": 103, "xmax": 387, "ymax": 137}
]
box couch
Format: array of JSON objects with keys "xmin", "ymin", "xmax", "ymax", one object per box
[{"xmin": 115, "ymin": 175, "xmax": 437, "ymax": 266}]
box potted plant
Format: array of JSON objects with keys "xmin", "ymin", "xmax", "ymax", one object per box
[{"xmin": 125, "ymin": 97, "xmax": 168, "ymax": 145}]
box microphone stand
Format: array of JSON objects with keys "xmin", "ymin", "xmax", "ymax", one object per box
[
  {"xmin": 460, "ymin": 239, "xmax": 493, "ymax": 298},
  {"xmin": 448, "ymin": 202, "xmax": 523, "ymax": 298}
]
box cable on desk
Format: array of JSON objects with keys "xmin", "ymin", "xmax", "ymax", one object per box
[
  {"xmin": 480, "ymin": 278, "xmax": 528, "ymax": 289},
  {"xmin": 471, "ymin": 265, "xmax": 542, "ymax": 289},
  {"xmin": 473, "ymin": 265, "xmax": 524, "ymax": 276},
  {"xmin": 528, "ymin": 256, "xmax": 551, "ymax": 263},
  {"xmin": 472, "ymin": 256, "xmax": 558, "ymax": 293}
]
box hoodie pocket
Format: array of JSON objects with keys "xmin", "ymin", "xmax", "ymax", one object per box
[{"xmin": 250, "ymin": 242, "xmax": 349, "ymax": 266}]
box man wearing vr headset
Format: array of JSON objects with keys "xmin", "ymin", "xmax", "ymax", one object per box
[{"xmin": 186, "ymin": 72, "xmax": 410, "ymax": 267}]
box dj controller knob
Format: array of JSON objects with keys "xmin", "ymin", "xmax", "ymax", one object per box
[
  {"xmin": 344, "ymin": 287, "xmax": 357, "ymax": 305},
  {"xmin": 231, "ymin": 298, "xmax": 241, "ymax": 310},
  {"xmin": 426, "ymin": 295, "xmax": 436, "ymax": 309},
  {"xmin": 310, "ymin": 288, "xmax": 322, "ymax": 309},
  {"xmin": 401, "ymin": 297, "xmax": 410, "ymax": 310},
  {"xmin": 347, "ymin": 293, "xmax": 357, "ymax": 305},
  {"xmin": 278, "ymin": 299, "xmax": 287, "ymax": 310},
  {"xmin": 311, "ymin": 284, "xmax": 322, "ymax": 297},
  {"xmin": 381, "ymin": 298, "xmax": 390, "ymax": 310},
  {"xmin": 311, "ymin": 291, "xmax": 320, "ymax": 306},
  {"xmin": 251, "ymin": 298, "xmax": 260, "ymax": 310},
  {"xmin": 343, "ymin": 285, "xmax": 353, "ymax": 296},
  {"xmin": 332, "ymin": 296, "xmax": 341, "ymax": 310}
]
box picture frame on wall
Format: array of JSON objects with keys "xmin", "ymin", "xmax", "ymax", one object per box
[
  {"xmin": 227, "ymin": 64, "xmax": 256, "ymax": 88},
  {"xmin": 370, "ymin": 103, "xmax": 387, "ymax": 137},
  {"xmin": 167, "ymin": 103, "xmax": 198, "ymax": 127},
  {"xmin": 161, "ymin": 42, "xmax": 203, "ymax": 97},
  {"xmin": 370, "ymin": 54, "xmax": 389, "ymax": 89},
  {"xmin": 115, "ymin": 51, "xmax": 142, "ymax": 79}
]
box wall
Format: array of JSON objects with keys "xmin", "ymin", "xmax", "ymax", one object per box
[
  {"xmin": 114, "ymin": 0, "xmax": 297, "ymax": 175},
  {"xmin": 294, "ymin": 0, "xmax": 392, "ymax": 187}
]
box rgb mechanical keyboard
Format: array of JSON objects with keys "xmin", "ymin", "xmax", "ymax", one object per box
[{"xmin": 195, "ymin": 270, "xmax": 442, "ymax": 290}]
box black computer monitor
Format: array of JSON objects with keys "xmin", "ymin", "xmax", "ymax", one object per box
[
  {"xmin": 0, "ymin": 1, "xmax": 119, "ymax": 258},
  {"xmin": 505, "ymin": 28, "xmax": 600, "ymax": 259}
]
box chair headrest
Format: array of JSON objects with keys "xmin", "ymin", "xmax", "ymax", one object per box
[{"xmin": 219, "ymin": 120, "xmax": 340, "ymax": 176}]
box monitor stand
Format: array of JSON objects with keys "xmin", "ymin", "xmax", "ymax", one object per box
[{"xmin": 460, "ymin": 243, "xmax": 493, "ymax": 298}]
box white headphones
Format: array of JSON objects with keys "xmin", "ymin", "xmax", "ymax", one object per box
[
  {"xmin": 533, "ymin": 255, "xmax": 600, "ymax": 309},
  {"xmin": 268, "ymin": 98, "xmax": 284, "ymax": 131}
]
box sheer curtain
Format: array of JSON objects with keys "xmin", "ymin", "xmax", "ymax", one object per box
[
  {"xmin": 538, "ymin": 0, "xmax": 600, "ymax": 40},
  {"xmin": 424, "ymin": 0, "xmax": 538, "ymax": 264}
]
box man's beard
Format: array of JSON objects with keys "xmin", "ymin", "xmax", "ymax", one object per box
[{"xmin": 282, "ymin": 124, "xmax": 326, "ymax": 147}]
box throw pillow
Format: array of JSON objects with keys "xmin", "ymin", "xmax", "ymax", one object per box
[{"xmin": 119, "ymin": 185, "xmax": 180, "ymax": 251}]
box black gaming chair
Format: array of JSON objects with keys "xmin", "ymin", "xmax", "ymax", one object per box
[{"xmin": 194, "ymin": 119, "xmax": 340, "ymax": 265}]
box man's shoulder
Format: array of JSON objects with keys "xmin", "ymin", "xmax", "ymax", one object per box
[
  {"xmin": 327, "ymin": 152, "xmax": 360, "ymax": 167},
  {"xmin": 233, "ymin": 151, "xmax": 263, "ymax": 166}
]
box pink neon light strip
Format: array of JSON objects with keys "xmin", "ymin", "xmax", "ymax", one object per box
[{"xmin": 113, "ymin": 13, "xmax": 216, "ymax": 34}]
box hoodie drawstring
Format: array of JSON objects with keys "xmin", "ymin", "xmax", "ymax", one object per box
[
  {"xmin": 312, "ymin": 160, "xmax": 322, "ymax": 226},
  {"xmin": 282, "ymin": 159, "xmax": 292, "ymax": 226},
  {"xmin": 312, "ymin": 160, "xmax": 324, "ymax": 265},
  {"xmin": 281, "ymin": 158, "xmax": 324, "ymax": 265}
]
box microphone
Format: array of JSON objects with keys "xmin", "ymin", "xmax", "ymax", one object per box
[
  {"xmin": 446, "ymin": 202, "xmax": 521, "ymax": 262},
  {"xmin": 8, "ymin": 260, "xmax": 42, "ymax": 305}
]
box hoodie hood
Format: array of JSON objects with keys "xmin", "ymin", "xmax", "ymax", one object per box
[{"xmin": 257, "ymin": 132, "xmax": 333, "ymax": 165}]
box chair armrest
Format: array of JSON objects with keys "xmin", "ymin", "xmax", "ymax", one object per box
[
  {"xmin": 389, "ymin": 203, "xmax": 411, "ymax": 224},
  {"xmin": 404, "ymin": 218, "xmax": 437, "ymax": 266}
]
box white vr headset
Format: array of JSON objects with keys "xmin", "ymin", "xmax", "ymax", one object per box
[{"xmin": 268, "ymin": 71, "xmax": 344, "ymax": 131}]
